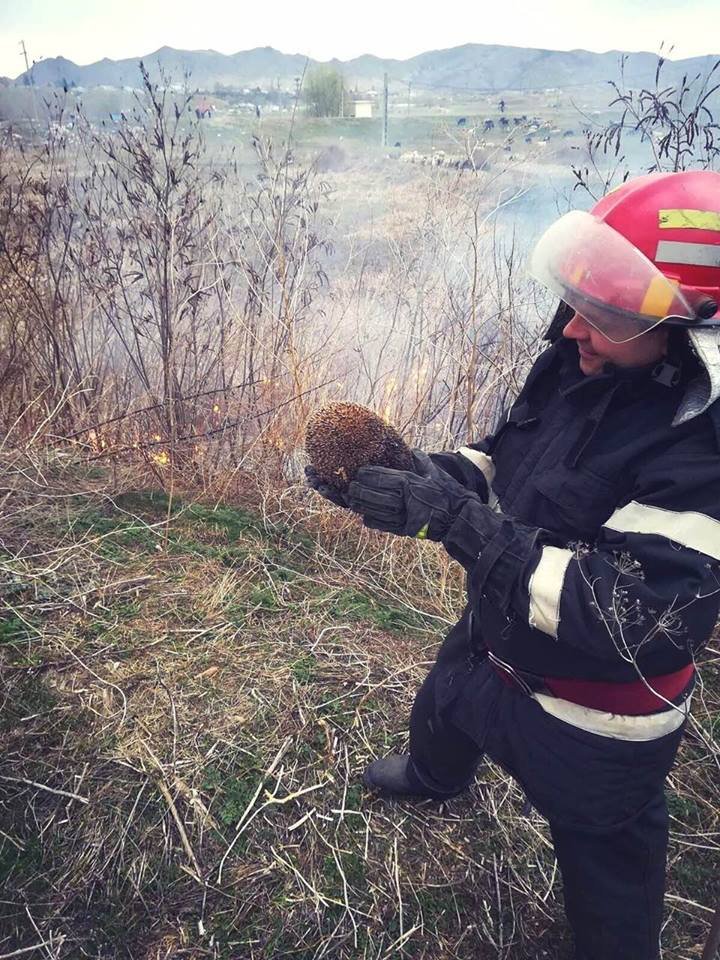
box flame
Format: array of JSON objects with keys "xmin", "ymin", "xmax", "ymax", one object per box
[{"xmin": 382, "ymin": 378, "xmax": 396, "ymax": 423}]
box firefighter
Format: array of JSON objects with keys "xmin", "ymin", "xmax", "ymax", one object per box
[{"xmin": 307, "ymin": 170, "xmax": 720, "ymax": 959}]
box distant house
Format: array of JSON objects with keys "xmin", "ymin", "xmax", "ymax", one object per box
[{"xmin": 353, "ymin": 100, "xmax": 373, "ymax": 119}]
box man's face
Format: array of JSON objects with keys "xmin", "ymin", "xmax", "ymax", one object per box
[{"xmin": 562, "ymin": 311, "xmax": 670, "ymax": 376}]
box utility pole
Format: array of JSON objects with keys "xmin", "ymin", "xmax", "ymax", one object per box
[
  {"xmin": 19, "ymin": 38, "xmax": 31, "ymax": 75},
  {"xmin": 381, "ymin": 72, "xmax": 388, "ymax": 147},
  {"xmin": 19, "ymin": 40, "xmax": 39, "ymax": 133}
]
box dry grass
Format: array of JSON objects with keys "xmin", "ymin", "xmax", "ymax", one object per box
[{"xmin": 0, "ymin": 449, "xmax": 718, "ymax": 959}]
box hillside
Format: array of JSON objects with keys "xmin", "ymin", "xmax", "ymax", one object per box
[{"xmin": 12, "ymin": 41, "xmax": 720, "ymax": 93}]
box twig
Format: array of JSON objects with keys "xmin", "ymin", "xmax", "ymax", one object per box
[
  {"xmin": 0, "ymin": 941, "xmax": 64, "ymax": 960},
  {"xmin": 154, "ymin": 776, "xmax": 202, "ymax": 879},
  {"xmin": 667, "ymin": 893, "xmax": 716, "ymax": 914},
  {"xmin": 0, "ymin": 775, "xmax": 88, "ymax": 805},
  {"xmin": 380, "ymin": 924, "xmax": 422, "ymax": 958},
  {"xmin": 216, "ymin": 736, "xmax": 292, "ymax": 883},
  {"xmin": 261, "ymin": 781, "xmax": 326, "ymax": 807},
  {"xmin": 139, "ymin": 738, "xmax": 203, "ymax": 879}
]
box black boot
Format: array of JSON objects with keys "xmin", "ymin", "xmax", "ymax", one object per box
[{"xmin": 362, "ymin": 754, "xmax": 462, "ymax": 800}]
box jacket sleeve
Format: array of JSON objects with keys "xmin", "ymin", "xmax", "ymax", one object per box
[
  {"xmin": 429, "ymin": 443, "xmax": 494, "ymax": 504},
  {"xmin": 442, "ymin": 435, "xmax": 720, "ymax": 662}
]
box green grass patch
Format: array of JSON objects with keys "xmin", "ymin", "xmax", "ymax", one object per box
[
  {"xmin": 667, "ymin": 791, "xmax": 703, "ymax": 824},
  {"xmin": 58, "ymin": 492, "xmax": 316, "ymax": 579},
  {"xmin": 0, "ymin": 834, "xmax": 45, "ymax": 888},
  {"xmin": 113, "ymin": 490, "xmax": 174, "ymax": 516},
  {"xmin": 70, "ymin": 507, "xmax": 160, "ymax": 557},
  {"xmin": 0, "ymin": 615, "xmax": 34, "ymax": 644},
  {"xmin": 0, "ymin": 675, "xmax": 56, "ymax": 729},
  {"xmin": 203, "ymin": 762, "xmax": 261, "ymax": 829},
  {"xmin": 248, "ymin": 584, "xmax": 281, "ymax": 611},
  {"xmin": 328, "ymin": 587, "xmax": 430, "ymax": 633},
  {"xmin": 185, "ymin": 502, "xmax": 266, "ymax": 541},
  {"xmin": 290, "ymin": 654, "xmax": 317, "ymax": 684}
]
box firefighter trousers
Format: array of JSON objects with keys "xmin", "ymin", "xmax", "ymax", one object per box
[{"xmin": 407, "ymin": 649, "xmax": 683, "ymax": 960}]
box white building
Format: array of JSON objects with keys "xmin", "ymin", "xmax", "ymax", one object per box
[{"xmin": 353, "ymin": 100, "xmax": 373, "ymax": 119}]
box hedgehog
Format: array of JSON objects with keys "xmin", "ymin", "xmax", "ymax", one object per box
[{"xmin": 305, "ymin": 403, "xmax": 414, "ymax": 492}]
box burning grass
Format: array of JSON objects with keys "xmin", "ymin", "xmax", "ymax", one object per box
[{"xmin": 0, "ymin": 449, "xmax": 718, "ymax": 959}]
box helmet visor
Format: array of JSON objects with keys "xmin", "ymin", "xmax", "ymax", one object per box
[{"xmin": 529, "ymin": 210, "xmax": 696, "ymax": 343}]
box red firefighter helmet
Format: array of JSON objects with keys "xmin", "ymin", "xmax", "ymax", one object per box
[{"xmin": 530, "ymin": 171, "xmax": 720, "ymax": 342}]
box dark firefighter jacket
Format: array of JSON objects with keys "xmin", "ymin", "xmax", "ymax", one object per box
[{"xmin": 431, "ymin": 326, "xmax": 720, "ymax": 688}]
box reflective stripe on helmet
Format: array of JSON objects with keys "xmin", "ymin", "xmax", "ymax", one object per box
[
  {"xmin": 656, "ymin": 240, "xmax": 720, "ymax": 269},
  {"xmin": 639, "ymin": 274, "xmax": 678, "ymax": 319},
  {"xmin": 659, "ymin": 209, "xmax": 720, "ymax": 232}
]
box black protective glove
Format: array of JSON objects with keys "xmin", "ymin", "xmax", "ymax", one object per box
[
  {"xmin": 305, "ymin": 450, "xmax": 447, "ymax": 512},
  {"xmin": 304, "ymin": 465, "xmax": 350, "ymax": 508},
  {"xmin": 347, "ymin": 451, "xmax": 475, "ymax": 540},
  {"xmin": 347, "ymin": 451, "xmax": 544, "ymax": 614}
]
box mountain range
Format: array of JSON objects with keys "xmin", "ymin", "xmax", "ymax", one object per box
[{"xmin": 9, "ymin": 43, "xmax": 720, "ymax": 93}]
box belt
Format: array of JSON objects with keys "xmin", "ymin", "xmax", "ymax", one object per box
[
  {"xmin": 487, "ymin": 652, "xmax": 694, "ymax": 715},
  {"xmin": 487, "ymin": 652, "xmax": 692, "ymax": 741}
]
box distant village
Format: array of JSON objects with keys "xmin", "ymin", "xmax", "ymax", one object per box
[{"xmin": 0, "ymin": 74, "xmax": 636, "ymax": 171}]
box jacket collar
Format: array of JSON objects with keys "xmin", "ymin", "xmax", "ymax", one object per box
[
  {"xmin": 555, "ymin": 337, "xmax": 683, "ymax": 402},
  {"xmin": 551, "ymin": 338, "xmax": 689, "ymax": 467}
]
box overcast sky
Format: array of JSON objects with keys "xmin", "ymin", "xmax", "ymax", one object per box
[{"xmin": 2, "ymin": 0, "xmax": 719, "ymax": 79}]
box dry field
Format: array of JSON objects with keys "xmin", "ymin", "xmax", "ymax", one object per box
[{"xmin": 1, "ymin": 448, "xmax": 718, "ymax": 959}]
